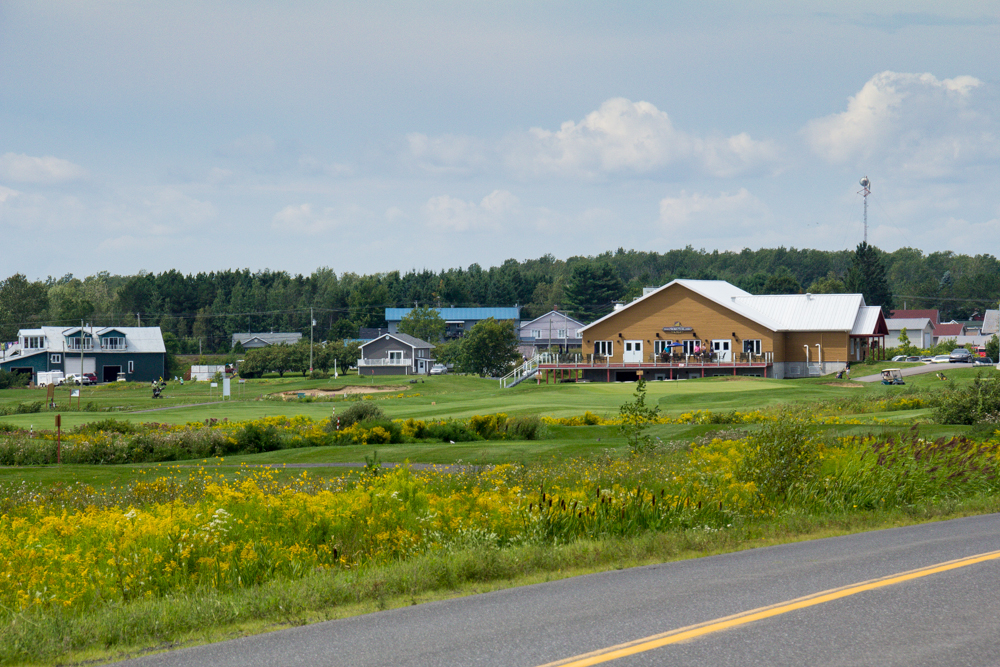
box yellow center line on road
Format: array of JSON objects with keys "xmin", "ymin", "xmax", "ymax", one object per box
[{"xmin": 537, "ymin": 548, "xmax": 1000, "ymax": 667}]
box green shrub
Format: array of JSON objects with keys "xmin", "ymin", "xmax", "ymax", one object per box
[
  {"xmin": 426, "ymin": 420, "xmax": 482, "ymax": 442},
  {"xmin": 337, "ymin": 401, "xmax": 386, "ymax": 428},
  {"xmin": 358, "ymin": 419, "xmax": 404, "ymax": 444},
  {"xmin": 0, "ymin": 370, "xmax": 30, "ymax": 389},
  {"xmin": 233, "ymin": 423, "xmax": 282, "ymax": 453},
  {"xmin": 934, "ymin": 373, "xmax": 1000, "ymax": 425},
  {"xmin": 736, "ymin": 413, "xmax": 818, "ymax": 499},
  {"xmin": 505, "ymin": 415, "xmax": 547, "ymax": 440}
]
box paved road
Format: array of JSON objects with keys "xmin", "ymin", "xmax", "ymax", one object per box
[
  {"xmin": 111, "ymin": 514, "xmax": 1000, "ymax": 667},
  {"xmin": 855, "ymin": 361, "xmax": 976, "ymax": 382}
]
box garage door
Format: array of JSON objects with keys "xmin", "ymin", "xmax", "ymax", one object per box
[{"xmin": 64, "ymin": 358, "xmax": 96, "ymax": 376}]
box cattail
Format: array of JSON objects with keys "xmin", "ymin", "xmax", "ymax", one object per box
[
  {"xmin": 698, "ymin": 501, "xmax": 702, "ymax": 510},
  {"xmin": 560, "ymin": 499, "xmax": 566, "ymax": 510},
  {"xmin": 333, "ymin": 547, "xmax": 338, "ymax": 560}
]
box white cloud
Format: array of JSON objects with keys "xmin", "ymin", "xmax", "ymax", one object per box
[
  {"xmin": 803, "ymin": 71, "xmax": 998, "ymax": 177},
  {"xmin": 271, "ymin": 202, "xmax": 366, "ymax": 234},
  {"xmin": 0, "ymin": 186, "xmax": 19, "ymax": 202},
  {"xmin": 658, "ymin": 188, "xmax": 768, "ymax": 230},
  {"xmin": 503, "ymin": 98, "xmax": 778, "ymax": 178},
  {"xmin": 297, "ymin": 155, "xmax": 352, "ymax": 177},
  {"xmin": 423, "ymin": 189, "xmax": 518, "ymax": 232},
  {"xmin": 0, "ymin": 152, "xmax": 87, "ymax": 184}
]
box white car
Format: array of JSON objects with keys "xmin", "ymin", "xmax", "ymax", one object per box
[
  {"xmin": 931, "ymin": 354, "xmax": 951, "ymax": 364},
  {"xmin": 63, "ymin": 373, "xmax": 90, "ymax": 385},
  {"xmin": 429, "ymin": 364, "xmax": 447, "ymax": 375}
]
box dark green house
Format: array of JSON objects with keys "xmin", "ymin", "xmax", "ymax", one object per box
[{"xmin": 0, "ymin": 326, "xmax": 166, "ymax": 384}]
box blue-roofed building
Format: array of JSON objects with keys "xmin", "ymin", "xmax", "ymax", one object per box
[{"xmin": 385, "ymin": 307, "xmax": 521, "ymax": 341}]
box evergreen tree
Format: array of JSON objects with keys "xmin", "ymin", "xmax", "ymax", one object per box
[
  {"xmin": 562, "ymin": 263, "xmax": 624, "ymax": 321},
  {"xmin": 845, "ymin": 242, "xmax": 893, "ymax": 315}
]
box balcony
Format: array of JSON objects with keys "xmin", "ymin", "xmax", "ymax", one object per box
[{"xmin": 357, "ymin": 357, "xmax": 412, "ymax": 367}]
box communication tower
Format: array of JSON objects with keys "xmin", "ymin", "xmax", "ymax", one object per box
[{"xmin": 858, "ymin": 176, "xmax": 871, "ymax": 243}]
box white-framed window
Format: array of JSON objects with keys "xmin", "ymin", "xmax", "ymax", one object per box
[
  {"xmin": 654, "ymin": 340, "xmax": 672, "ymax": 355},
  {"xmin": 23, "ymin": 336, "xmax": 45, "ymax": 349},
  {"xmin": 575, "ymin": 329, "xmax": 582, "ymax": 338},
  {"xmin": 50, "ymin": 353, "xmax": 61, "ymax": 364},
  {"xmin": 102, "ymin": 336, "xmax": 126, "ymax": 350},
  {"xmin": 531, "ymin": 329, "xmax": 541, "ymax": 339},
  {"xmin": 682, "ymin": 339, "xmax": 702, "ymax": 355},
  {"xmin": 743, "ymin": 339, "xmax": 762, "ymax": 355},
  {"xmin": 388, "ymin": 351, "xmax": 404, "ymax": 362},
  {"xmin": 595, "ymin": 340, "xmax": 614, "ymax": 357},
  {"xmin": 67, "ymin": 337, "xmax": 93, "ymax": 351},
  {"xmin": 557, "ymin": 329, "xmax": 566, "ymax": 338},
  {"xmin": 128, "ymin": 360, "xmax": 134, "ymax": 373}
]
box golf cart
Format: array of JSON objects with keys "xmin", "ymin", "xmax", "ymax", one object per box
[{"xmin": 880, "ymin": 368, "xmax": 905, "ymax": 385}]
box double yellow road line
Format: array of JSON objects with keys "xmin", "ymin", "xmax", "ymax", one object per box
[{"xmin": 540, "ymin": 548, "xmax": 1000, "ymax": 667}]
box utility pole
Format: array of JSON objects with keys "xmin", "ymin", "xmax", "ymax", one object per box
[{"xmin": 310, "ymin": 307, "xmax": 315, "ymax": 373}]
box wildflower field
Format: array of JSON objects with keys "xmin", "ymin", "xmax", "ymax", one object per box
[{"xmin": 1, "ymin": 369, "xmax": 1000, "ymax": 664}]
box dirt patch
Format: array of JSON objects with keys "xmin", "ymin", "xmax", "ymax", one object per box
[
  {"xmin": 821, "ymin": 382, "xmax": 864, "ymax": 388},
  {"xmin": 277, "ymin": 386, "xmax": 408, "ymax": 398}
]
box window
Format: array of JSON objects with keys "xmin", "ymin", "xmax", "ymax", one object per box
[
  {"xmin": 128, "ymin": 360, "xmax": 134, "ymax": 373},
  {"xmin": 682, "ymin": 339, "xmax": 702, "ymax": 355},
  {"xmin": 557, "ymin": 329, "xmax": 566, "ymax": 338},
  {"xmin": 743, "ymin": 339, "xmax": 762, "ymax": 356},
  {"xmin": 531, "ymin": 329, "xmax": 541, "ymax": 339},
  {"xmin": 388, "ymin": 351, "xmax": 404, "ymax": 362},
  {"xmin": 102, "ymin": 336, "xmax": 126, "ymax": 350},
  {"xmin": 67, "ymin": 337, "xmax": 93, "ymax": 351},
  {"xmin": 654, "ymin": 340, "xmax": 672, "ymax": 355},
  {"xmin": 50, "ymin": 354, "xmax": 61, "ymax": 364},
  {"xmin": 23, "ymin": 336, "xmax": 45, "ymax": 349},
  {"xmin": 595, "ymin": 340, "xmax": 614, "ymax": 357},
  {"xmin": 575, "ymin": 330, "xmax": 582, "ymax": 338}
]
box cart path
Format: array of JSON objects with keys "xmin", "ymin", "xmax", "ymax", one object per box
[{"xmin": 854, "ymin": 361, "xmax": 974, "ymax": 383}]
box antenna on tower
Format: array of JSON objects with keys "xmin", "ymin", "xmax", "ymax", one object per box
[{"xmin": 858, "ymin": 176, "xmax": 871, "ymax": 244}]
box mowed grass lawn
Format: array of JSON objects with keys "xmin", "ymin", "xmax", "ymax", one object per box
[
  {"xmin": 0, "ymin": 364, "xmax": 991, "ymax": 493},
  {"xmin": 3, "ymin": 361, "xmax": 989, "ymax": 431}
]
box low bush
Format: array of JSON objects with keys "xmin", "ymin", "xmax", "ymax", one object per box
[
  {"xmin": 337, "ymin": 401, "xmax": 386, "ymax": 428},
  {"xmin": 934, "ymin": 372, "xmax": 1000, "ymax": 425}
]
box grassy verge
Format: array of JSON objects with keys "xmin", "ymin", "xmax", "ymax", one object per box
[{"xmin": 14, "ymin": 496, "xmax": 1000, "ymax": 667}]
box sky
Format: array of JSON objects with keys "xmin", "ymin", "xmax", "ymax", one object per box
[{"xmin": 2, "ymin": 2, "xmax": 998, "ymax": 281}]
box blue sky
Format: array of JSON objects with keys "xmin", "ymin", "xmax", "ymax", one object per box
[{"xmin": 2, "ymin": 2, "xmax": 998, "ymax": 280}]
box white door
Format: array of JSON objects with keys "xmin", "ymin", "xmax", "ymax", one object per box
[
  {"xmin": 712, "ymin": 339, "xmax": 731, "ymax": 362},
  {"xmin": 64, "ymin": 357, "xmax": 96, "ymax": 375},
  {"xmin": 623, "ymin": 340, "xmax": 643, "ymax": 363}
]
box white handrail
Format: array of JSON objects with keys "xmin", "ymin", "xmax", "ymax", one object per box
[{"xmin": 500, "ymin": 354, "xmax": 542, "ymax": 388}]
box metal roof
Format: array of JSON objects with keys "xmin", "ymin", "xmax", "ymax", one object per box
[
  {"xmin": 885, "ymin": 318, "xmax": 933, "ymax": 331},
  {"xmin": 385, "ymin": 307, "xmax": 520, "ymax": 322},
  {"xmin": 982, "ymin": 309, "xmax": 999, "ymax": 336},
  {"xmin": 231, "ymin": 332, "xmax": 302, "ymax": 346},
  {"xmin": 7, "ymin": 326, "xmax": 166, "ymax": 355},
  {"xmin": 851, "ymin": 306, "xmax": 887, "ymax": 336},
  {"xmin": 580, "ymin": 280, "xmax": 879, "ymax": 334},
  {"xmin": 359, "ymin": 333, "xmax": 436, "ymax": 350}
]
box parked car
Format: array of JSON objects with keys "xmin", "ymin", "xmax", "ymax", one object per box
[
  {"xmin": 891, "ymin": 355, "xmax": 907, "ymax": 362},
  {"xmin": 905, "ymin": 356, "xmax": 921, "ymax": 362},
  {"xmin": 973, "ymin": 357, "xmax": 994, "ymax": 367},
  {"xmin": 932, "ymin": 354, "xmax": 951, "ymax": 363},
  {"xmin": 83, "ymin": 372, "xmax": 98, "ymax": 385},
  {"xmin": 919, "ymin": 356, "xmax": 934, "ymax": 363},
  {"xmin": 949, "ymin": 348, "xmax": 972, "ymax": 363},
  {"xmin": 64, "ymin": 373, "xmax": 88, "ymax": 385},
  {"xmin": 429, "ymin": 364, "xmax": 447, "ymax": 375}
]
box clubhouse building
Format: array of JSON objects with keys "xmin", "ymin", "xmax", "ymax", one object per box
[{"xmin": 540, "ymin": 279, "xmax": 887, "ymax": 382}]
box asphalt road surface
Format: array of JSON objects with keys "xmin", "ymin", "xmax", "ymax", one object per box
[
  {"xmin": 111, "ymin": 514, "xmax": 1000, "ymax": 667},
  {"xmin": 855, "ymin": 361, "xmax": 976, "ymax": 382}
]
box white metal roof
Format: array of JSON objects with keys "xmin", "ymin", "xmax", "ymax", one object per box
[
  {"xmin": 851, "ymin": 306, "xmax": 885, "ymax": 336},
  {"xmin": 580, "ymin": 280, "xmax": 877, "ymax": 334},
  {"xmin": 885, "ymin": 317, "xmax": 933, "ymax": 331}
]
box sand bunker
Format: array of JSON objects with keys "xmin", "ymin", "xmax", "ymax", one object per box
[
  {"xmin": 277, "ymin": 385, "xmax": 408, "ymax": 398},
  {"xmin": 822, "ymin": 382, "xmax": 863, "ymax": 388}
]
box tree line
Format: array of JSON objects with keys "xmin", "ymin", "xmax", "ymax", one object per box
[{"xmin": 2, "ymin": 244, "xmax": 998, "ymax": 353}]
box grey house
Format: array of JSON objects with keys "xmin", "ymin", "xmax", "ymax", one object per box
[
  {"xmin": 357, "ymin": 333, "xmax": 435, "ymax": 376},
  {"xmin": 1, "ymin": 326, "xmax": 166, "ymax": 384},
  {"xmin": 232, "ymin": 332, "xmax": 303, "ymax": 349},
  {"xmin": 518, "ymin": 310, "xmax": 585, "ymax": 356}
]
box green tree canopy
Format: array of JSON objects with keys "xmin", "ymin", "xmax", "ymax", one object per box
[
  {"xmin": 0, "ymin": 274, "xmax": 49, "ymax": 340},
  {"xmin": 397, "ymin": 306, "xmax": 446, "ymax": 343},
  {"xmin": 845, "ymin": 242, "xmax": 894, "ymax": 315},
  {"xmin": 457, "ymin": 318, "xmax": 521, "ymax": 377},
  {"xmin": 563, "ymin": 263, "xmax": 624, "ymax": 321}
]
